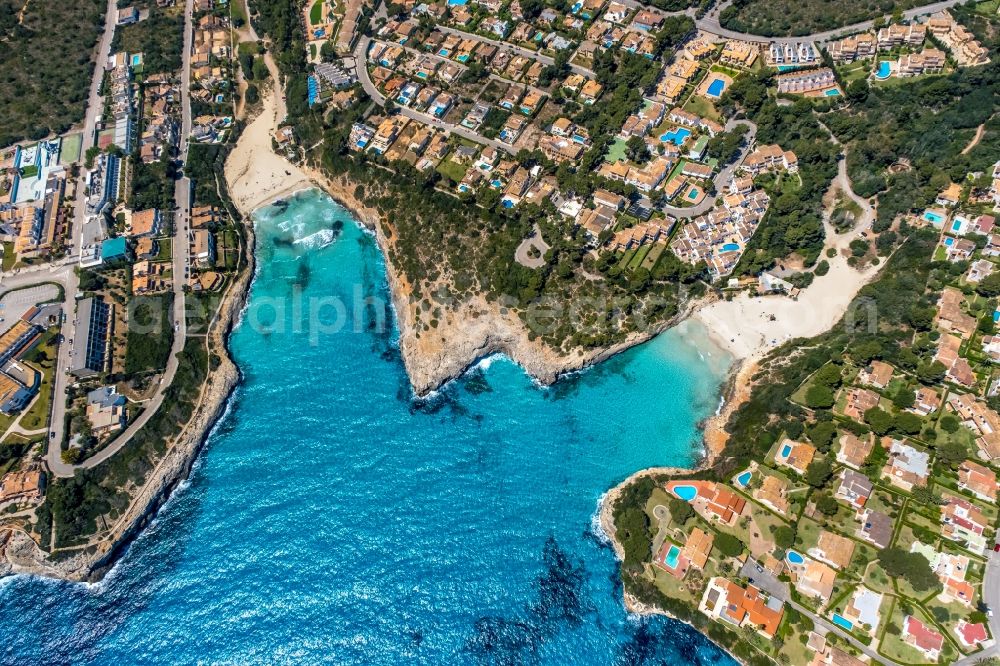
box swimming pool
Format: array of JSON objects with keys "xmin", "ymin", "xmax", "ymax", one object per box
[
  {"xmin": 722, "ymin": 243, "xmax": 739, "ymax": 252},
  {"xmin": 438, "ymin": 48, "xmax": 450, "ymax": 57},
  {"xmin": 706, "ymin": 78, "xmax": 726, "ymax": 97},
  {"xmin": 490, "ymin": 179, "xmax": 502, "ymax": 188},
  {"xmin": 875, "ymin": 61, "xmax": 891, "ymax": 79},
  {"xmin": 447, "ymin": 0, "xmax": 468, "ymax": 5},
  {"xmin": 501, "ymin": 199, "xmax": 514, "ymax": 208},
  {"xmin": 735, "ymin": 471, "xmax": 752, "ymax": 487},
  {"xmin": 824, "ymin": 88, "xmax": 841, "ymax": 97},
  {"xmin": 924, "ymin": 210, "xmax": 944, "ymax": 224},
  {"xmin": 952, "ymin": 220, "xmax": 962, "ymax": 232},
  {"xmin": 456, "ymin": 54, "xmax": 470, "ymax": 63},
  {"xmin": 664, "ymin": 544, "xmax": 681, "ymax": 569},
  {"xmin": 687, "ymin": 188, "xmax": 699, "ymax": 200},
  {"xmin": 944, "ymin": 237, "xmax": 955, "ymax": 247},
  {"xmin": 130, "ymin": 54, "xmax": 143, "ymax": 67},
  {"xmin": 780, "ymin": 443, "xmax": 792, "ymax": 457},
  {"xmin": 786, "ymin": 550, "xmax": 804, "ymax": 565},
  {"xmin": 831, "ymin": 614, "xmax": 854, "ymax": 631},
  {"xmin": 660, "ymin": 127, "xmax": 691, "ymax": 145},
  {"xmin": 672, "ymin": 485, "xmax": 698, "ymax": 501}
]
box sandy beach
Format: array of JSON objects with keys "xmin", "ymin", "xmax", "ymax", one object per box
[{"xmin": 225, "ymin": 75, "xmax": 311, "ymax": 215}]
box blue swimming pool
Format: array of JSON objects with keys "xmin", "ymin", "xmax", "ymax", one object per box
[
  {"xmin": 490, "ymin": 179, "xmax": 502, "ymax": 188},
  {"xmin": 305, "ymin": 75, "xmax": 317, "ymax": 106},
  {"xmin": 875, "ymin": 61, "xmax": 891, "ymax": 79},
  {"xmin": 660, "ymin": 127, "xmax": 692, "ymax": 145},
  {"xmin": 736, "ymin": 471, "xmax": 752, "ymax": 487},
  {"xmin": 786, "ymin": 550, "xmax": 804, "ymax": 565},
  {"xmin": 944, "ymin": 237, "xmax": 955, "ymax": 246},
  {"xmin": 672, "ymin": 485, "xmax": 698, "ymax": 501},
  {"xmin": 687, "ymin": 188, "xmax": 699, "ymax": 200},
  {"xmin": 706, "ymin": 78, "xmax": 726, "ymax": 97},
  {"xmin": 131, "ymin": 54, "xmax": 142, "ymax": 67},
  {"xmin": 994, "ymin": 309, "xmax": 999, "ymax": 323},
  {"xmin": 664, "ymin": 544, "xmax": 681, "ymax": 569},
  {"xmin": 924, "ymin": 210, "xmax": 945, "ymax": 224},
  {"xmin": 952, "ymin": 220, "xmax": 962, "ymax": 231},
  {"xmin": 831, "ymin": 614, "xmax": 854, "ymax": 631},
  {"xmin": 448, "ymin": 0, "xmax": 468, "ymax": 5},
  {"xmin": 456, "ymin": 54, "xmax": 469, "ymax": 63},
  {"xmin": 824, "ymin": 88, "xmax": 841, "ymax": 97},
  {"xmin": 780, "ymin": 443, "xmax": 792, "ymax": 457},
  {"xmin": 438, "ymin": 48, "xmax": 450, "ymax": 57},
  {"xmin": 722, "ymin": 243, "xmax": 739, "ymax": 252}
]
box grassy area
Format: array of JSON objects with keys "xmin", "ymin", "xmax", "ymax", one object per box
[
  {"xmin": 683, "ymin": 95, "xmax": 720, "ymax": 122},
  {"xmin": 124, "ymin": 294, "xmax": 175, "ymax": 374},
  {"xmin": 310, "ymin": 0, "xmax": 324, "ymax": 24},
  {"xmin": 605, "ymin": 138, "xmax": 629, "ymax": 163},
  {"xmin": 1, "ymin": 243, "xmax": 14, "ymax": 272},
  {"xmin": 435, "ymin": 159, "xmax": 468, "ymax": 185},
  {"xmin": 60, "ymin": 132, "xmax": 83, "ymax": 164},
  {"xmin": 975, "ymin": 0, "xmax": 1000, "ymax": 14},
  {"xmin": 19, "ymin": 327, "xmax": 60, "ymax": 432},
  {"xmin": 155, "ymin": 241, "xmax": 172, "ymax": 262}
]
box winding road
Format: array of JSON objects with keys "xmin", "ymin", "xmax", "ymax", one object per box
[
  {"xmin": 660, "ymin": 118, "xmax": 757, "ymax": 217},
  {"xmin": 695, "ymin": 0, "xmax": 966, "ymax": 45},
  {"xmin": 354, "ymin": 36, "xmax": 518, "ymax": 155},
  {"xmin": 45, "ymin": 0, "xmax": 196, "ymax": 477}
]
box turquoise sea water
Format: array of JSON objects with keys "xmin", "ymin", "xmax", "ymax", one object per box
[{"xmin": 0, "ymin": 189, "xmax": 736, "ymax": 665}]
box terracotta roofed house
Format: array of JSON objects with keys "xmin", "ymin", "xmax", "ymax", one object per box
[
  {"xmin": 699, "ymin": 578, "xmax": 784, "ymax": 638},
  {"xmin": 858, "ymin": 360, "xmax": 893, "ymax": 389},
  {"xmin": 902, "ymin": 616, "xmax": 944, "ymax": 660},
  {"xmin": 836, "ymin": 432, "xmax": 874, "ymax": 469},
  {"xmin": 810, "ymin": 530, "xmax": 855, "ymax": 570},
  {"xmin": 682, "ymin": 526, "xmax": 713, "ymax": 570},
  {"xmin": 958, "ymin": 460, "xmax": 997, "ymax": 502},
  {"xmin": 774, "ymin": 439, "xmax": 816, "ymax": 475},
  {"xmin": 754, "ymin": 474, "xmax": 789, "ymax": 515}
]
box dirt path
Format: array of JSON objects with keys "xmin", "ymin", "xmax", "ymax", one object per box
[{"xmin": 961, "ymin": 123, "xmax": 986, "ymax": 155}]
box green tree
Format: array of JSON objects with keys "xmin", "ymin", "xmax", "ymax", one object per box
[
  {"xmin": 940, "ymin": 414, "xmax": 960, "ymax": 433},
  {"xmin": 877, "ymin": 547, "xmax": 940, "ymax": 592},
  {"xmin": 715, "ymin": 532, "xmax": 744, "ymax": 558},
  {"xmin": 668, "ymin": 497, "xmax": 694, "ymax": 524},
  {"xmin": 937, "ymin": 442, "xmax": 968, "ymax": 468},
  {"xmin": 773, "ymin": 525, "xmax": 795, "ymax": 549},
  {"xmin": 815, "ymin": 494, "xmax": 840, "ymax": 516},
  {"xmin": 892, "ymin": 412, "xmax": 923, "ymax": 436},
  {"xmin": 864, "ymin": 407, "xmax": 893, "ymax": 435},
  {"xmin": 804, "ymin": 458, "xmax": 833, "ymax": 488},
  {"xmin": 805, "ymin": 385, "xmax": 835, "ymax": 409}
]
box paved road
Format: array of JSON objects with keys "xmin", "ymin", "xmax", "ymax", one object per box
[
  {"xmin": 355, "ymin": 36, "xmax": 518, "ymax": 155},
  {"xmin": 45, "ymin": 0, "xmax": 196, "ymax": 477},
  {"xmin": 739, "ymin": 558, "xmax": 894, "ymax": 666},
  {"xmin": 695, "ymin": 0, "xmax": 965, "ymax": 45},
  {"xmin": 435, "ymin": 25, "xmax": 596, "ymax": 78},
  {"xmin": 70, "ymin": 0, "xmax": 196, "ymax": 474},
  {"xmin": 375, "ymin": 38, "xmax": 551, "ymax": 101},
  {"xmin": 660, "ymin": 118, "xmax": 757, "ymax": 218},
  {"xmin": 953, "ymin": 548, "xmax": 1000, "ymax": 665}
]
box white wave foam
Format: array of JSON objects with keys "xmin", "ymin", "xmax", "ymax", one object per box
[
  {"xmin": 590, "ymin": 492, "xmax": 612, "ymax": 548},
  {"xmin": 293, "ymin": 229, "xmax": 337, "ymax": 250}
]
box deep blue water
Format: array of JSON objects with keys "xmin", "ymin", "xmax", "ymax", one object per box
[{"xmin": 0, "ymin": 189, "xmax": 736, "ymax": 665}]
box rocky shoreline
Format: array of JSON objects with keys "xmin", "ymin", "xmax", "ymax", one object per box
[
  {"xmin": 0, "ymin": 223, "xmax": 256, "ymax": 582},
  {"xmin": 313, "ymin": 172, "xmax": 705, "ymax": 397}
]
